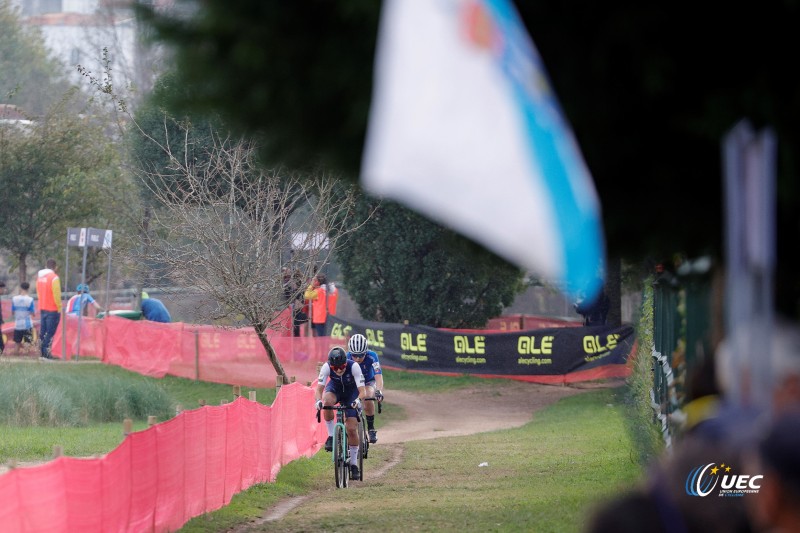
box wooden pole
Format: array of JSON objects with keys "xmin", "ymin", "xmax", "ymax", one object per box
[
  {"xmin": 194, "ymin": 329, "xmax": 200, "ymax": 381},
  {"xmin": 123, "ymin": 418, "xmax": 133, "ymax": 436},
  {"xmin": 52, "ymin": 445, "xmax": 63, "ymax": 458},
  {"xmin": 249, "ymin": 391, "xmax": 257, "ymax": 402},
  {"xmin": 233, "ymin": 385, "xmax": 241, "ymax": 398},
  {"xmin": 147, "ymin": 416, "xmax": 157, "ymax": 427}
]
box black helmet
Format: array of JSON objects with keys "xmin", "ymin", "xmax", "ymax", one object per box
[{"xmin": 328, "ymin": 346, "xmax": 347, "ymax": 367}]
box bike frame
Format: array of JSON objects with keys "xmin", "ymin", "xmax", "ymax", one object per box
[{"xmin": 319, "ymin": 405, "xmax": 355, "ymax": 488}]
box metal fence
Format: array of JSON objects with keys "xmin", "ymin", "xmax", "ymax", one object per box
[{"xmin": 649, "ymin": 258, "xmax": 714, "ymax": 447}]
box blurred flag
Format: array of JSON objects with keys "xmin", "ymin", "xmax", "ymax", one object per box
[{"xmin": 361, "ymin": 0, "xmax": 605, "ymax": 298}]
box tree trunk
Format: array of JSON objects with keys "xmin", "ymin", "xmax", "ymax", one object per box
[
  {"xmin": 18, "ymin": 252, "xmax": 28, "ymax": 285},
  {"xmin": 255, "ymin": 326, "xmax": 288, "ymax": 384},
  {"xmin": 606, "ymin": 256, "xmax": 622, "ymax": 326}
]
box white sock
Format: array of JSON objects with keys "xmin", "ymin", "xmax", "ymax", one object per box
[
  {"xmin": 350, "ymin": 446, "xmax": 359, "ymax": 465},
  {"xmin": 326, "ymin": 420, "xmax": 334, "ymax": 436}
]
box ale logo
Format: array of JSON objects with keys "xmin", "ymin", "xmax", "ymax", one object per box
[{"xmin": 685, "ymin": 463, "xmax": 763, "ymax": 497}]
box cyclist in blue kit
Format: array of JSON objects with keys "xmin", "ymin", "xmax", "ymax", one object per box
[
  {"xmin": 347, "ymin": 333, "xmax": 384, "ymax": 444},
  {"xmin": 315, "ymin": 346, "xmax": 366, "ymax": 480}
]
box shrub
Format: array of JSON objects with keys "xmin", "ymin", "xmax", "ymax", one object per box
[{"xmin": 0, "ymin": 364, "xmax": 174, "ymax": 427}]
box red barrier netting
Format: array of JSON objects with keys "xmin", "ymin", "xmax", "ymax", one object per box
[
  {"xmin": 51, "ymin": 315, "xmax": 340, "ymax": 387},
  {"xmin": 0, "ymin": 382, "xmax": 327, "ymax": 532}
]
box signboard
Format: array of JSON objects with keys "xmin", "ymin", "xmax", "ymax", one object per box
[
  {"xmin": 68, "ymin": 227, "xmax": 113, "ymax": 248},
  {"xmin": 326, "ymin": 315, "xmax": 635, "ymax": 382}
]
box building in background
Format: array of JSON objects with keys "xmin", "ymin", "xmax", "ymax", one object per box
[{"xmin": 10, "ymin": 0, "xmax": 161, "ymax": 101}]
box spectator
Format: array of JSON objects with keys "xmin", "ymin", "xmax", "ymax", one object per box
[
  {"xmin": 746, "ymin": 411, "xmax": 800, "ymax": 533},
  {"xmin": 283, "ymin": 268, "xmax": 307, "ymax": 336},
  {"xmin": 304, "ymin": 273, "xmax": 328, "ymax": 336},
  {"xmin": 141, "ymin": 296, "xmax": 172, "ymax": 323},
  {"xmin": 575, "ymin": 281, "xmax": 610, "ymax": 326},
  {"xmin": 0, "ymin": 280, "xmax": 5, "ymax": 355},
  {"xmin": 66, "ymin": 284, "xmax": 103, "ymax": 316},
  {"xmin": 327, "ymin": 279, "xmax": 339, "ymax": 317},
  {"xmin": 11, "ymin": 282, "xmax": 35, "ymax": 356},
  {"xmin": 36, "ymin": 258, "xmax": 62, "ymax": 360}
]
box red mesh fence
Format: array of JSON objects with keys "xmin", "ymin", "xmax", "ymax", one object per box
[
  {"xmin": 0, "ymin": 383, "xmax": 327, "ymax": 532},
  {"xmin": 51, "ymin": 315, "xmax": 339, "ymax": 387}
]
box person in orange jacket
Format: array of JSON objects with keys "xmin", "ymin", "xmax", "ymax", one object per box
[
  {"xmin": 304, "ymin": 273, "xmax": 328, "ymax": 336},
  {"xmin": 36, "ymin": 258, "xmax": 62, "ymax": 360}
]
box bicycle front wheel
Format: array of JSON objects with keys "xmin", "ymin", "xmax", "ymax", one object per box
[
  {"xmin": 359, "ymin": 415, "xmax": 369, "ymax": 460},
  {"xmin": 357, "ymin": 424, "xmax": 365, "ymax": 480},
  {"xmin": 334, "ymin": 424, "xmax": 348, "ymax": 488}
]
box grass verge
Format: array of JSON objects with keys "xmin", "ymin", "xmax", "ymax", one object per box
[
  {"xmin": 0, "ymin": 361, "xmax": 277, "ymax": 462},
  {"xmin": 182, "ymin": 386, "xmax": 645, "ymax": 533}
]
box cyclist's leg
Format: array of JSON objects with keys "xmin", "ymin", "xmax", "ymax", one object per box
[
  {"xmin": 322, "ymin": 388, "xmax": 338, "ymax": 451},
  {"xmin": 345, "ymin": 416, "xmax": 361, "ymax": 479},
  {"xmin": 364, "ymin": 383, "xmax": 376, "ymax": 416},
  {"xmin": 364, "ymin": 382, "xmax": 378, "ymax": 442}
]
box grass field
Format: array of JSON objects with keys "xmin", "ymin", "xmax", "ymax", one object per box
[
  {"xmin": 0, "ymin": 362, "xmax": 652, "ymax": 532},
  {"xmin": 0, "ymin": 360, "xmax": 277, "ymax": 463},
  {"xmin": 182, "ymin": 384, "xmax": 647, "ymax": 533}
]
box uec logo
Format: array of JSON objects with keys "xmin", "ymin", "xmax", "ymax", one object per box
[
  {"xmin": 685, "ymin": 463, "xmax": 720, "ymax": 497},
  {"xmin": 686, "ymin": 463, "xmax": 763, "ymax": 497}
]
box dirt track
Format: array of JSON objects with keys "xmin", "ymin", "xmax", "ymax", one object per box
[{"xmin": 230, "ymin": 379, "xmax": 619, "ymax": 531}]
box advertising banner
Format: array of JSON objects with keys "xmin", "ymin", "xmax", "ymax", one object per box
[{"xmin": 326, "ymin": 315, "xmax": 636, "ymax": 383}]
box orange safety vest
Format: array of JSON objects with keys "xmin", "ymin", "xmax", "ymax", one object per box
[
  {"xmin": 36, "ymin": 269, "xmax": 62, "ymax": 312},
  {"xmin": 327, "ymin": 283, "xmax": 338, "ymax": 316},
  {"xmin": 311, "ymin": 284, "xmax": 327, "ymax": 325}
]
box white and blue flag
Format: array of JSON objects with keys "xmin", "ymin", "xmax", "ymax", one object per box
[{"xmin": 361, "ymin": 0, "xmax": 605, "ymax": 298}]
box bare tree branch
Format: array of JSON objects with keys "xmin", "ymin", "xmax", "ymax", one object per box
[{"xmin": 131, "ymin": 126, "xmax": 369, "ymax": 381}]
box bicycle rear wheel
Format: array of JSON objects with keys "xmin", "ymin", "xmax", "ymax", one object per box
[{"xmin": 334, "ymin": 424, "xmax": 348, "ymax": 488}]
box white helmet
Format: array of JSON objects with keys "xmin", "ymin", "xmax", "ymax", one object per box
[{"xmin": 348, "ymin": 333, "xmax": 368, "ymax": 355}]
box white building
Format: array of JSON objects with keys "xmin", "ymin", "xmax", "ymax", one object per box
[{"xmin": 11, "ymin": 0, "xmax": 158, "ymax": 101}]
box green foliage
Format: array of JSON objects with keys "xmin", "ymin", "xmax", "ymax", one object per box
[
  {"xmin": 136, "ymin": 0, "xmax": 800, "ymax": 319},
  {"xmin": 136, "ymin": 1, "xmax": 378, "ymax": 175},
  {"xmin": 128, "ymin": 72, "xmax": 228, "ymax": 204},
  {"xmin": 0, "ymin": 363, "xmax": 174, "ymax": 426},
  {"xmin": 623, "ymin": 276, "xmax": 665, "ymax": 464},
  {"xmin": 0, "ymin": 91, "xmax": 130, "ymax": 283},
  {"xmin": 0, "ymin": 2, "xmax": 73, "ymax": 115},
  {"xmin": 337, "ymin": 198, "xmax": 524, "ymax": 328}
]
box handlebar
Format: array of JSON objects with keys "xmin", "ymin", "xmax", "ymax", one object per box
[
  {"xmin": 316, "ymin": 404, "xmax": 361, "ymax": 423},
  {"xmin": 315, "ymin": 396, "xmax": 383, "ymax": 423},
  {"xmin": 363, "ymin": 397, "xmax": 382, "ymax": 414}
]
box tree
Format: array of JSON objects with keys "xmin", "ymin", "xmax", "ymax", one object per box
[
  {"xmin": 136, "ymin": 1, "xmax": 800, "ymax": 318},
  {"xmin": 337, "ymin": 198, "xmax": 524, "ymax": 328},
  {"xmin": 129, "ymin": 71, "xmax": 226, "ymax": 205},
  {"xmin": 0, "ymin": 2, "xmax": 75, "ymax": 115},
  {"xmin": 131, "ymin": 127, "xmax": 367, "ymax": 382},
  {"xmin": 0, "ymin": 92, "xmax": 125, "ymax": 285}
]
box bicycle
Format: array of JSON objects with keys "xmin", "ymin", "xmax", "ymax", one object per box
[
  {"xmin": 359, "ymin": 397, "xmax": 381, "ymax": 459},
  {"xmin": 318, "ymin": 404, "xmax": 362, "ymax": 488}
]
